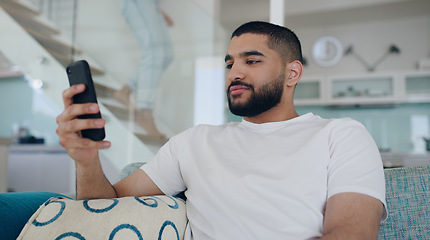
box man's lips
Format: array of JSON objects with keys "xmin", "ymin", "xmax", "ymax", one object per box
[
  {"xmin": 229, "ymin": 85, "xmax": 250, "ymax": 96},
  {"xmin": 228, "ymin": 82, "xmax": 254, "ymax": 96}
]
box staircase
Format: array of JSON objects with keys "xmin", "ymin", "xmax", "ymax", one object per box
[
  {"xmin": 0, "ymin": 51, "xmax": 22, "ymax": 78},
  {"xmin": 0, "ymin": 0, "xmax": 166, "ymax": 170}
]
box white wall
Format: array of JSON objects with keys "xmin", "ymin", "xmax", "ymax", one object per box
[
  {"xmin": 74, "ymin": 0, "xmax": 429, "ymax": 134},
  {"xmin": 76, "ymin": 0, "xmax": 228, "ymax": 135},
  {"xmin": 297, "ymin": 15, "xmax": 430, "ymax": 77}
]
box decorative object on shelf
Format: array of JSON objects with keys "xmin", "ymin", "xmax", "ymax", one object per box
[
  {"xmin": 424, "ymin": 137, "xmax": 430, "ymax": 152},
  {"xmin": 418, "ymin": 58, "xmax": 430, "ymax": 70},
  {"xmin": 344, "ymin": 44, "xmax": 400, "ymax": 72},
  {"xmin": 312, "ymin": 36, "xmax": 343, "ymax": 67}
]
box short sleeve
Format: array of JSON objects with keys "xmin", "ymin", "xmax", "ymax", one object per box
[
  {"xmin": 327, "ymin": 119, "xmax": 387, "ymax": 219},
  {"xmin": 141, "ymin": 136, "xmax": 186, "ymax": 196}
]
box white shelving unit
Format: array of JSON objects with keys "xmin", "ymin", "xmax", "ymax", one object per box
[
  {"xmin": 294, "ymin": 76, "xmax": 326, "ymax": 106},
  {"xmin": 295, "ymin": 71, "xmax": 430, "ymax": 107},
  {"xmin": 400, "ymin": 71, "xmax": 430, "ymax": 103},
  {"xmin": 327, "ymin": 72, "xmax": 399, "ymax": 106}
]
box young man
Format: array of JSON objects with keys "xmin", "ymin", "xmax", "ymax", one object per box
[{"xmin": 56, "ymin": 21, "xmax": 386, "ymax": 239}]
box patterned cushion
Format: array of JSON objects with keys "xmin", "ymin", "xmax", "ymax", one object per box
[
  {"xmin": 17, "ymin": 195, "xmax": 187, "ymax": 240},
  {"xmin": 378, "ymin": 165, "xmax": 430, "ymax": 239}
]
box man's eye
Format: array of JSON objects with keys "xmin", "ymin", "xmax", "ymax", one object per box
[
  {"xmin": 226, "ymin": 63, "xmax": 233, "ymax": 69},
  {"xmin": 246, "ymin": 60, "xmax": 260, "ymax": 64}
]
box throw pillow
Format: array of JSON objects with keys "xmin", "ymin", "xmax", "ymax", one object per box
[{"xmin": 17, "ymin": 195, "xmax": 187, "ymax": 240}]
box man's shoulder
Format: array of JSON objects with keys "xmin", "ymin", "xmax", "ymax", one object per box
[
  {"xmin": 172, "ymin": 122, "xmax": 240, "ymax": 138},
  {"xmin": 299, "ymin": 115, "xmax": 368, "ymax": 139},
  {"xmin": 308, "ymin": 114, "xmax": 363, "ymax": 127}
]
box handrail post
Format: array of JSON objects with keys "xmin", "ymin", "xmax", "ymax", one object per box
[{"xmin": 270, "ymin": 0, "xmax": 284, "ymax": 26}]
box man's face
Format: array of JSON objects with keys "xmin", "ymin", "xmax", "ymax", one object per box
[{"xmin": 225, "ymin": 33, "xmax": 286, "ymax": 117}]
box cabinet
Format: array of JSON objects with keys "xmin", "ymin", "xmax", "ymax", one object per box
[
  {"xmin": 295, "ymin": 71, "xmax": 430, "ymax": 106},
  {"xmin": 0, "ymin": 138, "xmax": 12, "ymax": 193},
  {"xmin": 400, "ymin": 71, "xmax": 430, "ymax": 102},
  {"xmin": 7, "ymin": 145, "xmax": 76, "ymax": 194},
  {"xmin": 294, "ymin": 76, "xmax": 326, "ymax": 105},
  {"xmin": 7, "ymin": 145, "xmax": 120, "ymax": 194},
  {"xmin": 327, "ymin": 73, "xmax": 399, "ymax": 106}
]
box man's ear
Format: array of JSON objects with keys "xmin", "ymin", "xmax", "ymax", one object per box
[{"xmin": 285, "ymin": 60, "xmax": 303, "ymax": 87}]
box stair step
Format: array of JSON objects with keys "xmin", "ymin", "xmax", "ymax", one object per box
[
  {"xmin": 23, "ymin": 25, "xmax": 81, "ymax": 56},
  {"xmin": 100, "ymin": 98, "xmax": 168, "ymax": 152},
  {"xmin": 95, "ymin": 82, "xmax": 117, "ymax": 97},
  {"xmin": 1, "ymin": 1, "xmax": 105, "ymax": 76},
  {"xmin": 0, "ymin": 69, "xmax": 22, "ymax": 78},
  {"xmin": 44, "ymin": 47, "xmax": 105, "ymax": 76},
  {"xmin": 99, "ymin": 97, "xmax": 127, "ymax": 110},
  {"xmin": 1, "ymin": 0, "xmax": 39, "ymax": 16},
  {"xmin": 1, "ymin": 2, "xmax": 60, "ymax": 35},
  {"xmin": 99, "ymin": 97, "xmax": 129, "ymax": 120},
  {"xmin": 0, "ymin": 51, "xmax": 23, "ymax": 78},
  {"xmin": 135, "ymin": 133, "xmax": 168, "ymax": 147},
  {"xmin": 44, "ymin": 47, "xmax": 74, "ymax": 66},
  {"xmin": 121, "ymin": 120, "xmax": 169, "ymax": 146}
]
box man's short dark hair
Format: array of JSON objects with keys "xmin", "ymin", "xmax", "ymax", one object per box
[{"xmin": 231, "ymin": 21, "xmax": 303, "ymax": 64}]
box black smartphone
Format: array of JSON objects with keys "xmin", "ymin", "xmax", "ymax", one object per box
[{"xmin": 66, "ymin": 60, "xmax": 105, "ymax": 141}]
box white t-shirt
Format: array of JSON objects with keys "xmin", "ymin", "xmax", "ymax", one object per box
[{"xmin": 142, "ymin": 113, "xmax": 386, "ymax": 240}]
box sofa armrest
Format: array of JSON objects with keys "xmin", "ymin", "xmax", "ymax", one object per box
[
  {"xmin": 0, "ymin": 192, "xmax": 69, "ymax": 239},
  {"xmin": 378, "ymin": 165, "xmax": 430, "ymax": 239}
]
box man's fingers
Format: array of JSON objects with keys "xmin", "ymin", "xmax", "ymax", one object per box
[
  {"xmin": 57, "ymin": 118, "xmax": 105, "ymax": 137},
  {"xmin": 56, "ymin": 103, "xmax": 100, "ymax": 124},
  {"xmin": 60, "ymin": 136, "xmax": 111, "ymax": 150},
  {"xmin": 62, "ymin": 84, "xmax": 85, "ymax": 109}
]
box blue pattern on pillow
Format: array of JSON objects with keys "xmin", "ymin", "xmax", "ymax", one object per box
[
  {"xmin": 109, "ymin": 224, "xmax": 143, "ymax": 240},
  {"xmin": 135, "ymin": 196, "xmax": 159, "ymax": 207},
  {"xmin": 158, "ymin": 220, "xmax": 180, "ymax": 240},
  {"xmin": 83, "ymin": 199, "xmax": 119, "ymax": 213},
  {"xmin": 55, "ymin": 232, "xmax": 85, "ymax": 240},
  {"xmin": 153, "ymin": 196, "xmax": 179, "ymax": 209},
  {"xmin": 32, "ymin": 200, "xmax": 65, "ymax": 227}
]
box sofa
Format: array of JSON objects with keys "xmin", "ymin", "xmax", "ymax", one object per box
[{"xmin": 1, "ymin": 163, "xmax": 429, "ymax": 239}]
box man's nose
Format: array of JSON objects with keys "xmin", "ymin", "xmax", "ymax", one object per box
[{"xmin": 227, "ymin": 64, "xmax": 245, "ymax": 82}]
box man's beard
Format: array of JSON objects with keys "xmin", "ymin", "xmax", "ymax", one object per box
[{"xmin": 227, "ymin": 73, "xmax": 285, "ymax": 117}]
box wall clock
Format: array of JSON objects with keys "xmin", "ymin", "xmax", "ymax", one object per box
[{"xmin": 311, "ymin": 36, "xmax": 343, "ymax": 67}]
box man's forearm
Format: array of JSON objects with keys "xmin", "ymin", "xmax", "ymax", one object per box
[
  {"xmin": 75, "ymin": 154, "xmax": 117, "ymax": 200},
  {"xmin": 318, "ymin": 230, "xmax": 378, "ymax": 240}
]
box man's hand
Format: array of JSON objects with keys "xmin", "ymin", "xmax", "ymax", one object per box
[
  {"xmin": 56, "ymin": 84, "xmax": 115, "ymax": 200},
  {"xmin": 56, "ymin": 84, "xmax": 110, "ymax": 166}
]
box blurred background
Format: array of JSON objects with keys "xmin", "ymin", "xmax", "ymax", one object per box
[{"xmin": 0, "ymin": 0, "xmax": 429, "ymax": 194}]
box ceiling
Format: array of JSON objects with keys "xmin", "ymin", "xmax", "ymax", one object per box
[{"xmin": 219, "ymin": 0, "xmax": 430, "ymax": 31}]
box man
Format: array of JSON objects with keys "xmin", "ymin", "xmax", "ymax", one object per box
[{"xmin": 56, "ymin": 21, "xmax": 386, "ymax": 239}]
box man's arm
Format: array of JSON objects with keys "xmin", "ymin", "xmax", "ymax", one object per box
[
  {"xmin": 320, "ymin": 192, "xmax": 385, "ymax": 240},
  {"xmin": 56, "ymin": 84, "xmax": 162, "ymax": 199},
  {"xmin": 114, "ymin": 169, "xmax": 163, "ymax": 197}
]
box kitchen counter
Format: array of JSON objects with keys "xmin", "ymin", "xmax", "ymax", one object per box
[
  {"xmin": 0, "ymin": 137, "xmax": 12, "ymax": 145},
  {"xmin": 9, "ymin": 144, "xmax": 66, "ymax": 153},
  {"xmin": 8, "ymin": 144, "xmax": 74, "ymax": 193},
  {"xmin": 381, "ymin": 152, "xmax": 430, "ymax": 168},
  {"xmin": 0, "ymin": 138, "xmax": 12, "ymax": 192}
]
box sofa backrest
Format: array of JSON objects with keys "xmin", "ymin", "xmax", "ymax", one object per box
[
  {"xmin": 119, "ymin": 163, "xmax": 430, "ymax": 238},
  {"xmin": 378, "ymin": 165, "xmax": 430, "ymax": 239}
]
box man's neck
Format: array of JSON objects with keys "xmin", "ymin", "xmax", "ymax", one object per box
[{"xmin": 243, "ymin": 105, "xmax": 299, "ymax": 124}]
